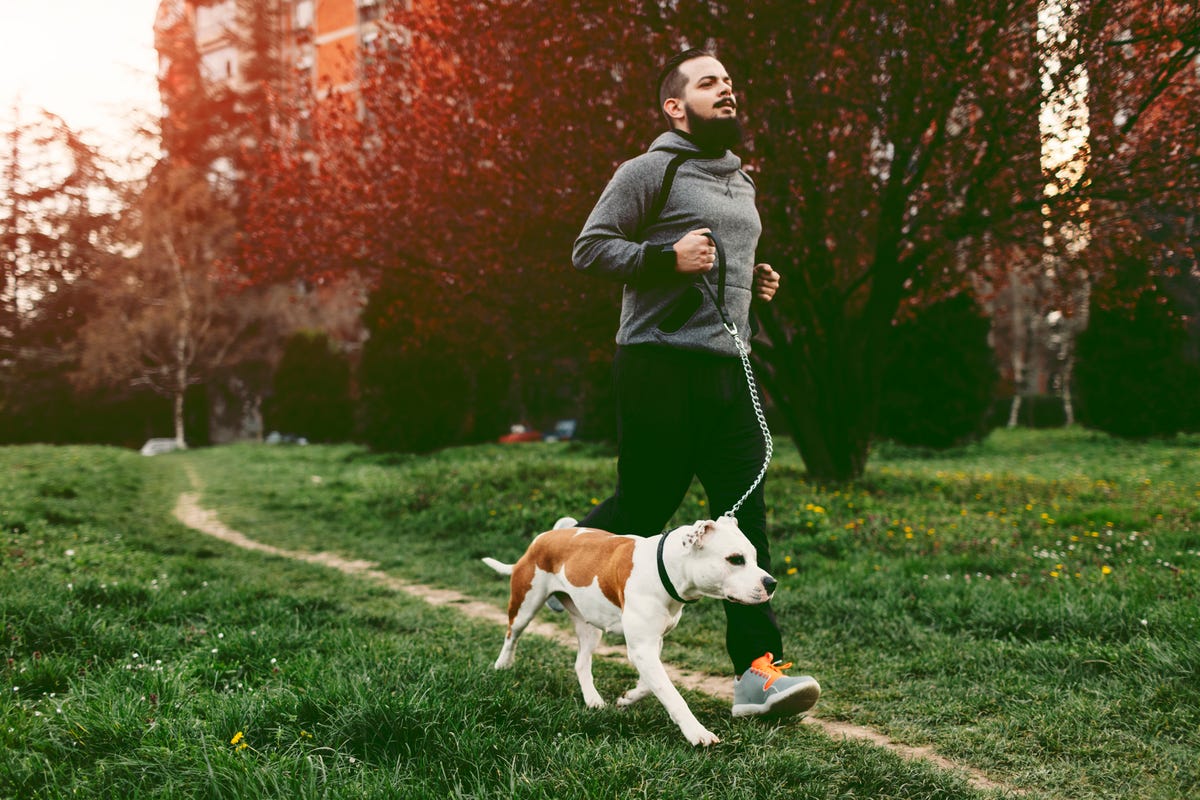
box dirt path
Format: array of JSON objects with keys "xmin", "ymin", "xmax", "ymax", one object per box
[{"xmin": 173, "ymin": 479, "xmax": 1015, "ymax": 796}]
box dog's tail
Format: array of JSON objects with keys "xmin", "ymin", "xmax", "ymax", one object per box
[{"xmin": 481, "ymin": 557, "xmax": 514, "ymax": 576}]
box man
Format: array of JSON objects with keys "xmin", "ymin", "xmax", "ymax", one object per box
[{"xmin": 570, "ymin": 48, "xmax": 819, "ymax": 719}]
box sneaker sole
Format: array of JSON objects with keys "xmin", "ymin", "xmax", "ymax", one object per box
[{"xmin": 732, "ymin": 677, "xmax": 821, "ymax": 718}]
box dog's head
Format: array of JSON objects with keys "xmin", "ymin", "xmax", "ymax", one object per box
[{"xmin": 677, "ymin": 516, "xmax": 776, "ymax": 605}]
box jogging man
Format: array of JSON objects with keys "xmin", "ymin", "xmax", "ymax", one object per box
[{"xmin": 570, "ymin": 48, "xmax": 819, "ymax": 719}]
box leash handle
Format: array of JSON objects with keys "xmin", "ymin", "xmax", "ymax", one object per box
[
  {"xmin": 700, "ymin": 231, "xmax": 772, "ymax": 520},
  {"xmin": 697, "ymin": 230, "xmax": 773, "ymax": 520}
]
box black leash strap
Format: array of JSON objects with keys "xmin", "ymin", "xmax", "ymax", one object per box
[{"xmin": 634, "ymin": 153, "xmax": 693, "ymax": 243}]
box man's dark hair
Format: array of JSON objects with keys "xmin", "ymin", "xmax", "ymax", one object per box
[{"xmin": 656, "ymin": 47, "xmax": 714, "ymax": 125}]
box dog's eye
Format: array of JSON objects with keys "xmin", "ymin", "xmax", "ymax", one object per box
[{"xmin": 726, "ymin": 554, "xmax": 746, "ymax": 566}]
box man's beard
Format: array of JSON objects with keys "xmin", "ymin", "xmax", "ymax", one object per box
[{"xmin": 684, "ymin": 104, "xmax": 742, "ymax": 153}]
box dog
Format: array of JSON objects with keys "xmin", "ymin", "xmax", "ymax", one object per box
[{"xmin": 482, "ymin": 515, "xmax": 777, "ymax": 746}]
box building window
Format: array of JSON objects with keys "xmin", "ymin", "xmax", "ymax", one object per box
[
  {"xmin": 201, "ymin": 45, "xmax": 240, "ymax": 83},
  {"xmin": 358, "ymin": 0, "xmax": 387, "ymax": 24},
  {"xmin": 295, "ymin": 0, "xmax": 314, "ymax": 29},
  {"xmin": 194, "ymin": 0, "xmax": 236, "ymax": 43}
]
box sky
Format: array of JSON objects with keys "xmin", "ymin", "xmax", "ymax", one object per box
[{"xmin": 0, "ymin": 0, "xmax": 162, "ymax": 167}]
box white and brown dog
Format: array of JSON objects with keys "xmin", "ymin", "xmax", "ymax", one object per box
[{"xmin": 482, "ymin": 515, "xmax": 777, "ymax": 746}]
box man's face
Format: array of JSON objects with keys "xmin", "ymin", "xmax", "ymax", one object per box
[
  {"xmin": 671, "ymin": 56, "xmax": 741, "ymax": 151},
  {"xmin": 677, "ymin": 56, "xmax": 737, "ymax": 126}
]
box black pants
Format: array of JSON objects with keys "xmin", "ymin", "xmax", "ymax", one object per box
[{"xmin": 579, "ymin": 344, "xmax": 783, "ymax": 675}]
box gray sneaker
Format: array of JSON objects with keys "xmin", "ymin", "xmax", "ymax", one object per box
[
  {"xmin": 545, "ymin": 517, "xmax": 579, "ymax": 613},
  {"xmin": 732, "ymin": 653, "xmax": 820, "ymax": 718}
]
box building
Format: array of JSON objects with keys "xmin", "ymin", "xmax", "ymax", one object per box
[{"xmin": 154, "ymin": 0, "xmax": 399, "ymax": 120}]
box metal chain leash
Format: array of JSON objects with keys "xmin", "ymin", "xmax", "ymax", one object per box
[{"xmin": 721, "ymin": 321, "xmax": 773, "ymax": 520}]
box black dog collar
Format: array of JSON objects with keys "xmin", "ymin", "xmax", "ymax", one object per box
[{"xmin": 657, "ymin": 529, "xmax": 698, "ymax": 604}]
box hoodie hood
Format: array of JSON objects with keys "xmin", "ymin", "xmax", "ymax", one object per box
[{"xmin": 648, "ymin": 131, "xmax": 743, "ymax": 175}]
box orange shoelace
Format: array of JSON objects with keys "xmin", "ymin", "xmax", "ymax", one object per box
[{"xmin": 749, "ymin": 653, "xmax": 794, "ymax": 690}]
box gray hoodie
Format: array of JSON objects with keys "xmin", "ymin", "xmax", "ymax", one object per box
[{"xmin": 573, "ymin": 131, "xmax": 762, "ymax": 357}]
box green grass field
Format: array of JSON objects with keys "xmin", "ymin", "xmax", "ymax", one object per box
[{"xmin": 2, "ymin": 429, "xmax": 1197, "ymax": 798}]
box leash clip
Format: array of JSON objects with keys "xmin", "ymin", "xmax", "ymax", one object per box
[{"xmin": 723, "ymin": 321, "xmax": 738, "ymax": 337}]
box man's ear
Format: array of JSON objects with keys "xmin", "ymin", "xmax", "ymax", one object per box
[
  {"xmin": 663, "ymin": 97, "xmax": 686, "ymax": 125},
  {"xmin": 681, "ymin": 520, "xmax": 716, "ymax": 549}
]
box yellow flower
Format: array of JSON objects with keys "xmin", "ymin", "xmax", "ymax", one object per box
[
  {"xmin": 787, "ymin": 567, "xmax": 798, "ymax": 575},
  {"xmin": 1050, "ymin": 571, "xmax": 1060, "ymax": 578},
  {"xmin": 231, "ymin": 732, "xmax": 244, "ymax": 745},
  {"xmin": 1102, "ymin": 565, "xmax": 1112, "ymax": 575}
]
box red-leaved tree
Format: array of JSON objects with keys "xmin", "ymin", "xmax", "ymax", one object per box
[{"xmin": 240, "ymin": 0, "xmax": 1199, "ymax": 479}]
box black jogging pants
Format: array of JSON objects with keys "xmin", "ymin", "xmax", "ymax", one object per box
[{"xmin": 579, "ymin": 343, "xmax": 783, "ymax": 676}]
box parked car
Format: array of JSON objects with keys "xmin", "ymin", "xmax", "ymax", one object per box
[
  {"xmin": 140, "ymin": 438, "xmax": 183, "ymax": 456},
  {"xmin": 498, "ymin": 419, "xmax": 577, "ymax": 444},
  {"xmin": 543, "ymin": 419, "xmax": 577, "ymax": 442},
  {"xmin": 499, "ymin": 424, "xmax": 543, "ymax": 444}
]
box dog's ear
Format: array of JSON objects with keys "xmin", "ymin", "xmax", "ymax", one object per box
[{"xmin": 682, "ymin": 520, "xmax": 717, "ymax": 549}]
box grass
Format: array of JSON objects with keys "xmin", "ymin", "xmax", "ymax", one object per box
[{"xmin": 2, "ymin": 428, "xmax": 1198, "ymax": 798}]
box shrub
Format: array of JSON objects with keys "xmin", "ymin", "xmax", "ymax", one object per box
[
  {"xmin": 357, "ymin": 278, "xmax": 510, "ymax": 453},
  {"xmin": 876, "ymin": 293, "xmax": 999, "ymax": 449},
  {"xmin": 266, "ymin": 331, "xmax": 353, "ymax": 442},
  {"xmin": 1074, "ymin": 283, "xmax": 1200, "ymax": 438}
]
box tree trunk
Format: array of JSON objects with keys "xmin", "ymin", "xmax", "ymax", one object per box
[
  {"xmin": 1007, "ymin": 394, "xmax": 1023, "ymax": 428},
  {"xmin": 165, "ymin": 234, "xmax": 192, "ymax": 449},
  {"xmin": 1060, "ymin": 349, "xmax": 1076, "ymax": 426},
  {"xmin": 173, "ymin": 388, "xmax": 187, "ymax": 449},
  {"xmin": 756, "ymin": 308, "xmax": 878, "ymax": 484}
]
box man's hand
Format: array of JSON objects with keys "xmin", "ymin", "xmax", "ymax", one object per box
[
  {"xmin": 753, "ymin": 263, "xmax": 780, "ymax": 302},
  {"xmin": 672, "ymin": 229, "xmax": 717, "ymax": 274}
]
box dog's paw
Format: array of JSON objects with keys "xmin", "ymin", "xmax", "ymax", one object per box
[
  {"xmin": 584, "ymin": 695, "xmax": 606, "ymax": 709},
  {"xmin": 686, "ymin": 727, "xmax": 721, "ymax": 746}
]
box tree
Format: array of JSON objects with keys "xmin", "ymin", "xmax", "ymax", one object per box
[
  {"xmin": 74, "ymin": 163, "xmax": 275, "ymax": 447},
  {"xmin": 240, "ymin": 0, "xmax": 1199, "ymax": 478},
  {"xmin": 1, "ymin": 108, "xmax": 120, "ymax": 442},
  {"xmin": 239, "ymin": 0, "xmax": 645, "ymax": 447},
  {"xmin": 1040, "ymin": 0, "xmax": 1200, "ymax": 429}
]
